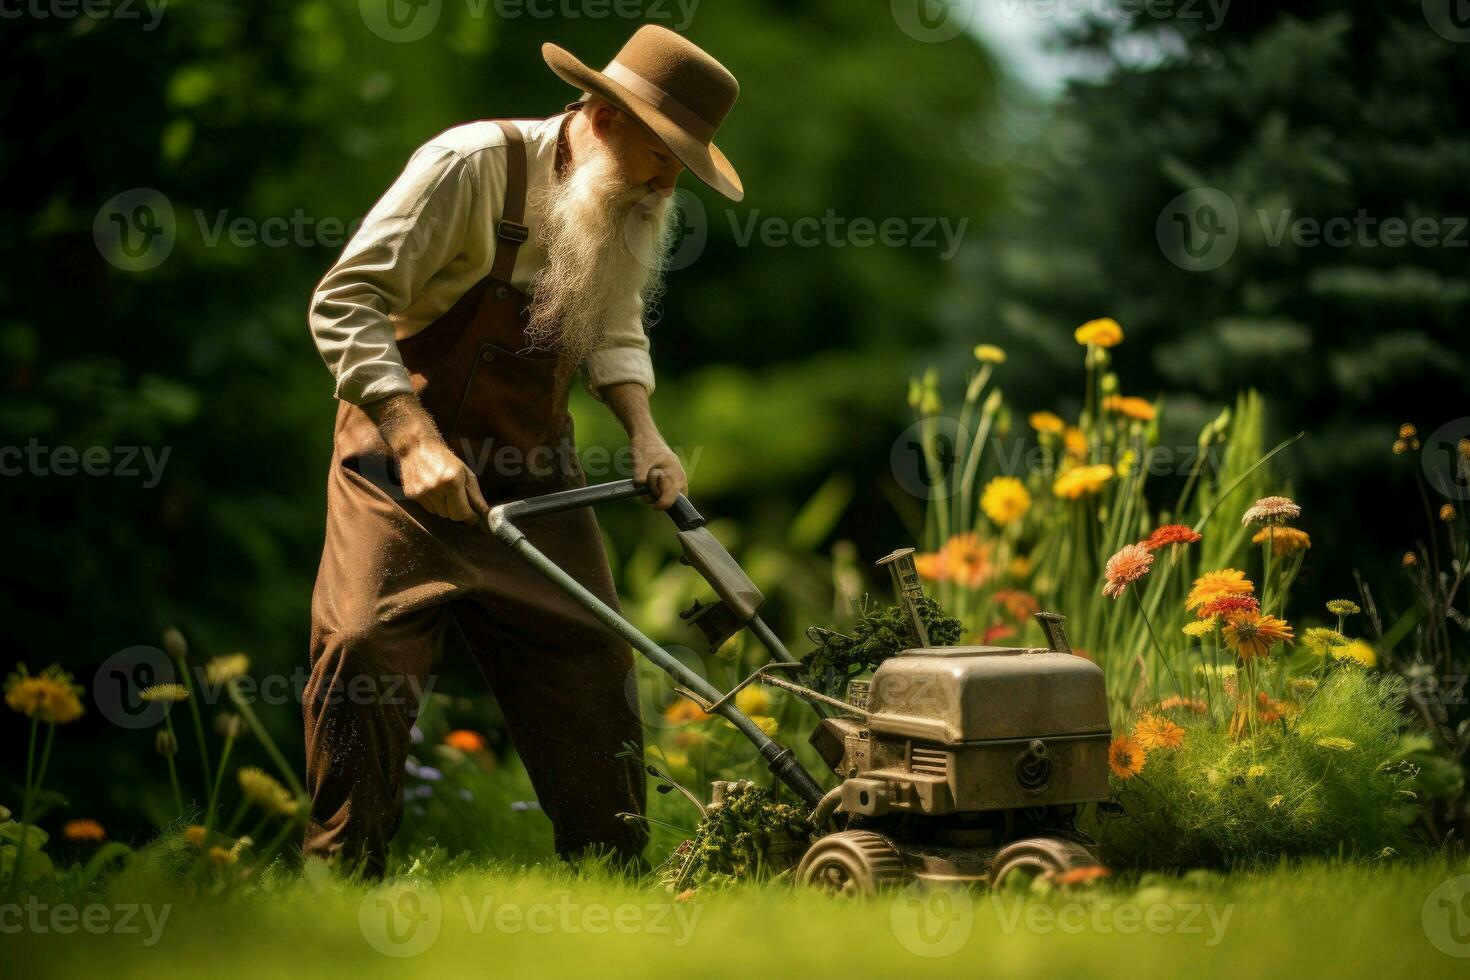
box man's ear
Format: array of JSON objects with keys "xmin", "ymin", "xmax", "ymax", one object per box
[{"xmin": 585, "ymin": 99, "xmax": 624, "ymax": 137}]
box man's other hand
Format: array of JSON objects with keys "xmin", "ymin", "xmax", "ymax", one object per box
[
  {"xmin": 631, "ymin": 435, "xmax": 687, "ymax": 510},
  {"xmin": 365, "ymin": 393, "xmax": 489, "ymax": 524}
]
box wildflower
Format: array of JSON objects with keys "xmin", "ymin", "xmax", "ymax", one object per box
[
  {"xmin": 1221, "ymin": 611, "xmax": 1294, "ymax": 661},
  {"xmin": 981, "ymin": 477, "xmax": 1032, "ymax": 527},
  {"xmin": 1316, "ymin": 737, "xmax": 1356, "ymax": 752},
  {"xmin": 1246, "ymin": 765, "xmax": 1267, "ymax": 779},
  {"xmin": 1053, "ymin": 865, "xmax": 1112, "ymax": 886},
  {"xmin": 991, "ymin": 589, "xmax": 1040, "ymax": 623},
  {"xmin": 184, "ymin": 825, "xmax": 207, "ymax": 848},
  {"xmin": 750, "ymin": 715, "xmax": 779, "ymax": 737},
  {"xmin": 1325, "ymin": 599, "xmax": 1360, "ymax": 617},
  {"xmin": 1144, "ymin": 524, "xmax": 1201, "ymax": 551},
  {"xmin": 1253, "ymin": 692, "xmax": 1289, "ymax": 724},
  {"xmin": 1182, "ymin": 619, "xmax": 1217, "ymax": 638},
  {"xmin": 1102, "ymin": 395, "xmax": 1156, "ymax": 422},
  {"xmin": 664, "ymin": 697, "xmax": 710, "ymax": 725},
  {"xmin": 973, "ymin": 344, "xmax": 1007, "ymax": 364},
  {"xmin": 62, "ymin": 819, "xmax": 106, "ymax": 843},
  {"xmin": 1062, "ymin": 427, "xmax": 1088, "ymax": 458},
  {"xmin": 1158, "ymin": 695, "xmax": 1208, "ymax": 715},
  {"xmin": 1198, "ymin": 595, "xmax": 1260, "ymax": 621},
  {"xmin": 1402, "ymin": 551, "xmax": 1418, "ymax": 567},
  {"xmin": 984, "ymin": 622, "xmax": 1015, "ymax": 643},
  {"xmin": 1242, "ymin": 495, "xmax": 1301, "ymax": 527},
  {"xmin": 140, "ymin": 683, "xmax": 189, "ymax": 703},
  {"xmin": 1053, "ymin": 464, "xmax": 1114, "ymax": 499},
  {"xmin": 162, "ymin": 627, "xmax": 188, "ymax": 661},
  {"xmin": 1442, "ymin": 504, "xmax": 1458, "ymax": 522},
  {"xmin": 205, "ymin": 653, "xmax": 251, "ymax": 686},
  {"xmin": 1332, "ymin": 639, "xmax": 1377, "ymax": 667},
  {"xmin": 1029, "ymin": 411, "xmax": 1065, "ymax": 435},
  {"xmin": 1102, "ymin": 543, "xmax": 1154, "ymax": 599},
  {"xmin": 1007, "ymin": 555, "xmax": 1033, "ymax": 580},
  {"xmin": 444, "ymin": 729, "xmax": 487, "ymax": 752},
  {"xmin": 1108, "ymin": 736, "xmax": 1145, "ymax": 779},
  {"xmin": 735, "ymin": 684, "xmax": 770, "ymax": 717},
  {"xmin": 1075, "ymin": 317, "xmax": 1124, "ymax": 348},
  {"xmin": 4, "ymin": 664, "xmax": 85, "ymax": 724},
  {"xmin": 1392, "ymin": 439, "xmax": 1409, "ymax": 455},
  {"xmin": 1399, "ymin": 423, "xmax": 1418, "ymax": 440},
  {"xmin": 1460, "ymin": 437, "xmax": 1470, "ymax": 459},
  {"xmin": 1252, "ymin": 526, "xmax": 1311, "ymax": 556},
  {"xmin": 1301, "ymin": 628, "xmax": 1348, "ymax": 656},
  {"xmin": 1185, "ymin": 569, "xmax": 1254, "ymax": 614},
  {"xmin": 1133, "ymin": 715, "xmax": 1185, "ymax": 750},
  {"xmin": 155, "ymin": 729, "xmax": 178, "ymax": 757},
  {"xmin": 238, "ymin": 766, "xmax": 297, "ymax": 817},
  {"xmin": 914, "ymin": 534, "xmax": 993, "ymax": 587}
]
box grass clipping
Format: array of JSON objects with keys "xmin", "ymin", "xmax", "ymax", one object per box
[
  {"xmin": 659, "ymin": 781, "xmax": 815, "ymax": 893},
  {"xmin": 801, "ymin": 594, "xmax": 962, "ymax": 695}
]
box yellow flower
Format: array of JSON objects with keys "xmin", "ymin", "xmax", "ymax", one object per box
[
  {"xmin": 1075, "ymin": 317, "xmax": 1124, "ymax": 348},
  {"xmin": 1132, "ymin": 715, "xmax": 1185, "ymax": 750},
  {"xmin": 1182, "ymin": 619, "xmax": 1217, "ymax": 638},
  {"xmin": 183, "ymin": 825, "xmax": 208, "ymax": 848},
  {"xmin": 973, "ymin": 344, "xmax": 1007, "ymax": 364},
  {"xmin": 1332, "ymin": 639, "xmax": 1377, "ymax": 667},
  {"xmin": 1053, "ymin": 464, "xmax": 1114, "ymax": 500},
  {"xmin": 206, "ymin": 653, "xmax": 251, "ymax": 686},
  {"xmin": 981, "ymin": 476, "xmax": 1032, "ymax": 527},
  {"xmin": 1185, "ymin": 569, "xmax": 1255, "ymax": 614},
  {"xmin": 1102, "ymin": 395, "xmax": 1156, "ymax": 422},
  {"xmin": 1063, "ymin": 426, "xmax": 1087, "ymax": 458},
  {"xmin": 238, "ymin": 766, "xmax": 297, "ymax": 817},
  {"xmin": 1007, "ymin": 555, "xmax": 1033, "ymax": 580},
  {"xmin": 734, "ymin": 684, "xmax": 770, "ymax": 717},
  {"xmin": 1251, "ymin": 526, "xmax": 1311, "ymax": 556},
  {"xmin": 1301, "ymin": 628, "xmax": 1348, "ymax": 656},
  {"xmin": 1402, "ymin": 551, "xmax": 1419, "ymax": 567},
  {"xmin": 1441, "ymin": 504, "xmax": 1458, "ymax": 522},
  {"xmin": 4, "ymin": 664, "xmax": 85, "ymax": 725},
  {"xmin": 140, "ymin": 683, "xmax": 189, "ymax": 703},
  {"xmin": 1325, "ymin": 599, "xmax": 1360, "ymax": 617},
  {"xmin": 750, "ymin": 715, "xmax": 779, "ymax": 737},
  {"xmin": 1029, "ymin": 411, "xmax": 1065, "ymax": 435},
  {"xmin": 1108, "ymin": 736, "xmax": 1146, "ymax": 779},
  {"xmin": 1246, "ymin": 765, "xmax": 1267, "ymax": 779},
  {"xmin": 1399, "ymin": 423, "xmax": 1418, "ymax": 439}
]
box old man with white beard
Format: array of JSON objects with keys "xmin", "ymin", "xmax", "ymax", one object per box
[{"xmin": 302, "ymin": 26, "xmax": 743, "ymax": 875}]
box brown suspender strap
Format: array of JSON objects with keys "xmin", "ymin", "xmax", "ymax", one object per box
[{"xmin": 489, "ymin": 120, "xmax": 530, "ymax": 284}]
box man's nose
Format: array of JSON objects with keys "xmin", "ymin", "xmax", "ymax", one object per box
[{"xmin": 649, "ymin": 178, "xmax": 678, "ymax": 198}]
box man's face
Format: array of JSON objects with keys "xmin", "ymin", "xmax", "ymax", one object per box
[{"xmin": 588, "ymin": 103, "xmax": 685, "ymax": 200}]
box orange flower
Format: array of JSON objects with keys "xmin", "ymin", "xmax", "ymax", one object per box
[
  {"xmin": 1062, "ymin": 427, "xmax": 1088, "ymax": 459},
  {"xmin": 1222, "ymin": 611, "xmax": 1294, "ymax": 661},
  {"xmin": 1132, "ymin": 715, "xmax": 1185, "ymax": 750},
  {"xmin": 1144, "ymin": 524, "xmax": 1201, "ymax": 550},
  {"xmin": 1102, "ymin": 543, "xmax": 1154, "ymax": 599},
  {"xmin": 443, "ymin": 730, "xmax": 487, "ymax": 752},
  {"xmin": 62, "ymin": 819, "xmax": 106, "ymax": 843},
  {"xmin": 1075, "ymin": 317, "xmax": 1124, "ymax": 348},
  {"xmin": 663, "ymin": 697, "xmax": 710, "ymax": 725},
  {"xmin": 983, "ymin": 622, "xmax": 1015, "ymax": 644},
  {"xmin": 1108, "ymin": 736, "xmax": 1146, "ymax": 779},
  {"xmin": 1185, "ymin": 569, "xmax": 1254, "ymax": 614},
  {"xmin": 1053, "ymin": 864, "xmax": 1112, "ymax": 886},
  {"xmin": 915, "ymin": 534, "xmax": 993, "ymax": 588},
  {"xmin": 1054, "ymin": 463, "xmax": 1114, "ymax": 499},
  {"xmin": 991, "ymin": 588, "xmax": 1041, "ymax": 623},
  {"xmin": 1157, "ymin": 695, "xmax": 1208, "ymax": 715},
  {"xmin": 1102, "ymin": 395, "xmax": 1156, "ymax": 422},
  {"xmin": 1253, "ymin": 691, "xmax": 1290, "ymax": 724}
]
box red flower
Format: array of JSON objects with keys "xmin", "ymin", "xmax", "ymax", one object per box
[
  {"xmin": 1144, "ymin": 524, "xmax": 1202, "ymax": 550},
  {"xmin": 983, "ymin": 622, "xmax": 1015, "ymax": 644},
  {"xmin": 1197, "ymin": 594, "xmax": 1260, "ymax": 619}
]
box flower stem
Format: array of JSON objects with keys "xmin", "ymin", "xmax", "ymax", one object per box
[
  {"xmin": 204, "ymin": 733, "xmax": 237, "ymax": 837},
  {"xmin": 228, "ymin": 679, "xmax": 306, "ymax": 799},
  {"xmin": 176, "ymin": 660, "xmax": 213, "ymax": 798},
  {"xmin": 1133, "ymin": 587, "xmax": 1181, "ymax": 697},
  {"xmin": 163, "ymin": 712, "xmax": 184, "ymax": 816}
]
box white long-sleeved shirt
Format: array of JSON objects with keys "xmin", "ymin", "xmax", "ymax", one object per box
[{"xmin": 308, "ymin": 114, "xmax": 656, "ymax": 405}]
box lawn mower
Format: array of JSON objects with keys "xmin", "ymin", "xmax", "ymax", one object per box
[{"xmin": 486, "ymin": 479, "xmax": 1113, "ymax": 894}]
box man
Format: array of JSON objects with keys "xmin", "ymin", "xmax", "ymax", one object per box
[{"xmin": 302, "ymin": 25, "xmax": 743, "ymax": 875}]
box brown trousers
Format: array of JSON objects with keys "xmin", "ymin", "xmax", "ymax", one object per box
[{"xmin": 302, "ymin": 123, "xmax": 646, "ymax": 875}]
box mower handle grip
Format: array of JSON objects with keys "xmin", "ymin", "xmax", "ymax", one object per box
[{"xmin": 485, "ymin": 478, "xmax": 706, "ymax": 538}]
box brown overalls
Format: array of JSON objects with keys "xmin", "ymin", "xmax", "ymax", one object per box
[{"xmin": 303, "ymin": 121, "xmax": 647, "ymax": 875}]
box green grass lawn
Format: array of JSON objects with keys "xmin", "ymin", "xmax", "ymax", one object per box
[{"xmin": 8, "ymin": 855, "xmax": 1470, "ymax": 978}]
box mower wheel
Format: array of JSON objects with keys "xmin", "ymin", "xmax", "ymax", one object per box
[
  {"xmin": 989, "ymin": 836, "xmax": 1100, "ymax": 889},
  {"xmin": 796, "ymin": 831, "xmax": 907, "ymax": 896}
]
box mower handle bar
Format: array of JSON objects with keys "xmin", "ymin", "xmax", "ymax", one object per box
[{"xmin": 485, "ymin": 478, "xmax": 705, "ymax": 535}]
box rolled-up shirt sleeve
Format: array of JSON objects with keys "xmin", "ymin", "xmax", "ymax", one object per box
[
  {"xmin": 308, "ymin": 145, "xmax": 482, "ymax": 405},
  {"xmin": 584, "ymin": 294, "xmax": 656, "ymax": 399}
]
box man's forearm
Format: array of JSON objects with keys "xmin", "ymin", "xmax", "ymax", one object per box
[{"xmin": 600, "ymin": 382, "xmax": 661, "ymax": 441}]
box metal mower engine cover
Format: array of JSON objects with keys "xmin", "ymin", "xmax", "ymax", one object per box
[{"xmin": 811, "ymin": 645, "xmax": 1112, "ymax": 816}]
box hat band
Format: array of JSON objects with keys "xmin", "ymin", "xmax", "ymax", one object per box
[{"xmin": 603, "ymin": 60, "xmax": 716, "ymax": 144}]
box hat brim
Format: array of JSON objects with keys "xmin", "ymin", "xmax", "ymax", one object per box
[{"xmin": 543, "ymin": 42, "xmax": 744, "ymax": 203}]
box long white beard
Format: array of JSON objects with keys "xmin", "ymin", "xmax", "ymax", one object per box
[{"xmin": 526, "ymin": 142, "xmax": 678, "ymax": 368}]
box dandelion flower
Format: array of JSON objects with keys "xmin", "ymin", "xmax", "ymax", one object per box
[
  {"xmin": 4, "ymin": 664, "xmax": 85, "ymax": 724},
  {"xmin": 1399, "ymin": 423, "xmax": 1418, "ymax": 439},
  {"xmin": 1102, "ymin": 395, "xmax": 1156, "ymax": 422},
  {"xmin": 1316, "ymin": 737, "xmax": 1356, "ymax": 752},
  {"xmin": 1108, "ymin": 736, "xmax": 1146, "ymax": 779},
  {"xmin": 1246, "ymin": 764, "xmax": 1267, "ymax": 779},
  {"xmin": 1441, "ymin": 504, "xmax": 1458, "ymax": 522},
  {"xmin": 1186, "ymin": 569, "xmax": 1254, "ymax": 614},
  {"xmin": 1301, "ymin": 628, "xmax": 1348, "ymax": 656},
  {"xmin": 1144, "ymin": 524, "xmax": 1201, "ymax": 551},
  {"xmin": 1075, "ymin": 318, "xmax": 1124, "ymax": 348},
  {"xmin": 140, "ymin": 683, "xmax": 189, "ymax": 703},
  {"xmin": 1133, "ymin": 715, "xmax": 1185, "ymax": 750},
  {"xmin": 205, "ymin": 653, "xmax": 251, "ymax": 686},
  {"xmin": 1221, "ymin": 611, "xmax": 1294, "ymax": 661},
  {"xmin": 1325, "ymin": 599, "xmax": 1360, "ymax": 617},
  {"xmin": 1252, "ymin": 526, "xmax": 1311, "ymax": 556},
  {"xmin": 1029, "ymin": 411, "xmax": 1065, "ymax": 435},
  {"xmin": 62, "ymin": 819, "xmax": 106, "ymax": 843},
  {"xmin": 443, "ymin": 730, "xmax": 486, "ymax": 752},
  {"xmin": 973, "ymin": 344, "xmax": 1007, "ymax": 364},
  {"xmin": 1102, "ymin": 543, "xmax": 1154, "ymax": 599},
  {"xmin": 1332, "ymin": 639, "xmax": 1377, "ymax": 667},
  {"xmin": 1053, "ymin": 464, "xmax": 1114, "ymax": 499},
  {"xmin": 1242, "ymin": 495, "xmax": 1301, "ymax": 527},
  {"xmin": 1182, "ymin": 619, "xmax": 1217, "ymax": 638},
  {"xmin": 238, "ymin": 766, "xmax": 297, "ymax": 817},
  {"xmin": 981, "ymin": 477, "xmax": 1032, "ymax": 527}
]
